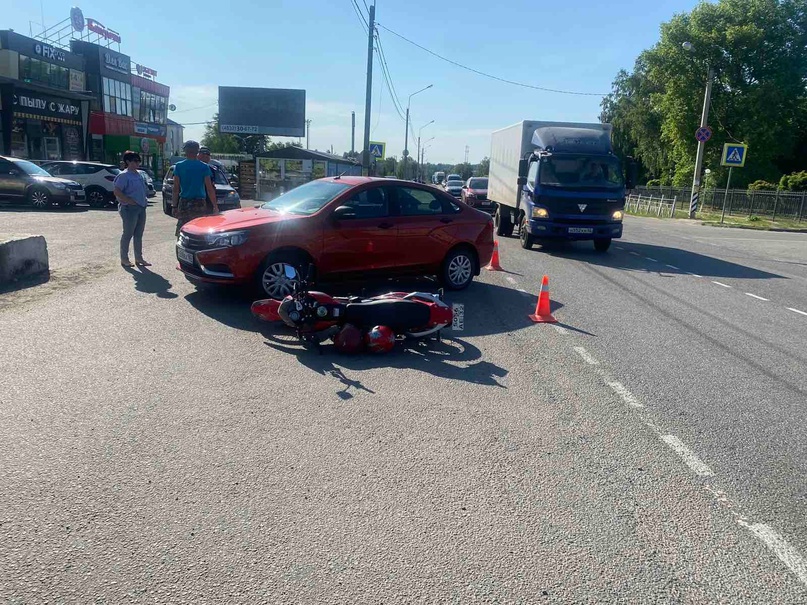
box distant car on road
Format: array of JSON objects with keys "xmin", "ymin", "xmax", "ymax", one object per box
[
  {"xmin": 444, "ymin": 173, "xmax": 462, "ymax": 185},
  {"xmin": 461, "ymin": 177, "xmax": 492, "ymax": 213},
  {"xmin": 0, "ymin": 156, "xmax": 85, "ymax": 209},
  {"xmin": 444, "ymin": 178, "xmax": 464, "ymax": 198},
  {"xmin": 162, "ymin": 163, "xmax": 241, "ymax": 216},
  {"xmin": 40, "ymin": 161, "xmax": 120, "ymax": 208},
  {"xmin": 176, "ymin": 176, "xmax": 494, "ymax": 298}
]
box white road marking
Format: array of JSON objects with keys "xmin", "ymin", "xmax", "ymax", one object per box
[
  {"xmin": 712, "ymin": 281, "xmax": 732, "ymax": 288},
  {"xmin": 607, "ymin": 381, "xmax": 643, "ymax": 409},
  {"xmin": 645, "ymin": 257, "xmax": 658, "ymax": 262},
  {"xmin": 737, "ymin": 521, "xmax": 807, "ymax": 588},
  {"xmin": 573, "ymin": 347, "xmax": 599, "ymax": 365},
  {"xmin": 688, "ymin": 272, "xmax": 703, "ymax": 278},
  {"xmin": 615, "ymin": 246, "xmax": 625, "ymax": 250},
  {"xmin": 665, "ymin": 264, "xmax": 680, "ymax": 270},
  {"xmin": 517, "ymin": 288, "xmax": 531, "ymax": 296},
  {"xmin": 506, "ymin": 276, "xmax": 517, "ymax": 285},
  {"xmin": 788, "ymin": 307, "xmax": 807, "ymax": 317},
  {"xmin": 552, "ymin": 325, "xmax": 568, "ymax": 335},
  {"xmin": 629, "ymin": 251, "xmax": 641, "ymax": 257},
  {"xmin": 745, "ymin": 293, "xmax": 769, "ymax": 301},
  {"xmin": 660, "ymin": 435, "xmax": 714, "ymax": 477}
]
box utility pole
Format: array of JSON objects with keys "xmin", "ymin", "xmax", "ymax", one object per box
[
  {"xmin": 689, "ymin": 67, "xmax": 714, "ymax": 218},
  {"xmin": 464, "ymin": 145, "xmax": 469, "ymax": 164},
  {"xmin": 305, "ymin": 119, "xmax": 312, "ymax": 150},
  {"xmin": 362, "ymin": 2, "xmax": 376, "ymax": 176},
  {"xmin": 351, "ymin": 111, "xmax": 356, "ymax": 154}
]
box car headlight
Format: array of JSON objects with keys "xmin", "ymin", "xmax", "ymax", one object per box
[
  {"xmin": 532, "ymin": 207, "xmax": 549, "ymax": 219},
  {"xmin": 51, "ymin": 182, "xmax": 67, "ymax": 190},
  {"xmin": 226, "ymin": 191, "xmax": 239, "ymax": 199},
  {"xmin": 205, "ymin": 231, "xmax": 248, "ymax": 247},
  {"xmin": 612, "ymin": 210, "xmax": 624, "ymax": 221}
]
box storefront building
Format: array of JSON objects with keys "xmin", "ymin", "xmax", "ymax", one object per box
[{"xmin": 0, "ymin": 30, "xmax": 91, "ymax": 159}]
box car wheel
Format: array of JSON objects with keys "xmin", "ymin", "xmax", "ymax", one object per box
[
  {"xmin": 442, "ymin": 247, "xmax": 475, "ymax": 291},
  {"xmin": 257, "ymin": 253, "xmax": 312, "ymax": 300},
  {"xmin": 519, "ymin": 216, "xmax": 535, "ymax": 250},
  {"xmin": 594, "ymin": 238, "xmax": 612, "ymax": 252},
  {"xmin": 28, "ymin": 188, "xmax": 50, "ymax": 209},
  {"xmin": 163, "ymin": 196, "xmax": 171, "ymax": 216},
  {"xmin": 87, "ymin": 187, "xmax": 107, "ymax": 208}
]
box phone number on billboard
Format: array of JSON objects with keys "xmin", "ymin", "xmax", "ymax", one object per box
[{"xmin": 220, "ymin": 125, "xmax": 260, "ymax": 133}]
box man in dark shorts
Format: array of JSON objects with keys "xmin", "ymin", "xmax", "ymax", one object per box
[
  {"xmin": 172, "ymin": 140, "xmax": 218, "ymax": 236},
  {"xmin": 198, "ymin": 146, "xmax": 222, "ymax": 214}
]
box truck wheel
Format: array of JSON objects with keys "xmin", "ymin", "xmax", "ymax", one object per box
[
  {"xmin": 495, "ymin": 206, "xmax": 513, "ymax": 237},
  {"xmin": 594, "ymin": 238, "xmax": 612, "ymax": 252},
  {"xmin": 519, "ymin": 217, "xmax": 535, "ymax": 249}
]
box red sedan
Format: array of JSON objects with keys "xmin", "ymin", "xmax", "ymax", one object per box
[{"xmin": 176, "ymin": 177, "xmax": 494, "ymax": 298}]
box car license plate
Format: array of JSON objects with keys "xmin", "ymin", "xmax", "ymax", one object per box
[
  {"xmin": 452, "ymin": 303, "xmax": 464, "ymax": 331},
  {"xmin": 177, "ymin": 247, "xmax": 194, "ymax": 264},
  {"xmin": 568, "ymin": 227, "xmax": 593, "ymax": 234}
]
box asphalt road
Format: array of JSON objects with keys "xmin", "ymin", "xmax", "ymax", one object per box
[{"xmin": 1, "ymin": 206, "xmax": 806, "ymax": 603}]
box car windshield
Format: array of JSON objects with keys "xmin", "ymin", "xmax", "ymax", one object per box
[
  {"xmin": 14, "ymin": 160, "xmax": 51, "ymax": 177},
  {"xmin": 468, "ymin": 178, "xmax": 488, "ymax": 189},
  {"xmin": 539, "ymin": 155, "xmax": 623, "ymax": 190},
  {"xmin": 260, "ymin": 180, "xmax": 350, "ymax": 215},
  {"xmin": 210, "ymin": 166, "xmax": 230, "ymax": 185},
  {"xmin": 447, "ymin": 180, "xmax": 463, "ymax": 186}
]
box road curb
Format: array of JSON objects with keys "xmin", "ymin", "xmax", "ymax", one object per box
[{"xmin": 0, "ymin": 235, "xmax": 49, "ymax": 286}]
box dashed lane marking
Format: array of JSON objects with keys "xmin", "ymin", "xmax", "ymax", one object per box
[
  {"xmin": 615, "ymin": 246, "xmax": 625, "ymax": 250},
  {"xmin": 629, "ymin": 251, "xmax": 641, "ymax": 257},
  {"xmin": 573, "ymin": 346, "xmax": 599, "ymax": 365},
  {"xmin": 712, "ymin": 281, "xmax": 732, "ymax": 288},
  {"xmin": 737, "ymin": 521, "xmax": 807, "ymax": 588},
  {"xmin": 645, "ymin": 257, "xmax": 658, "ymax": 262},
  {"xmin": 688, "ymin": 272, "xmax": 703, "ymax": 278},
  {"xmin": 606, "ymin": 381, "xmax": 644, "ymax": 409},
  {"xmin": 665, "ymin": 264, "xmax": 680, "ymax": 270},
  {"xmin": 788, "ymin": 307, "xmax": 807, "ymax": 317},
  {"xmin": 745, "ymin": 293, "xmax": 769, "ymax": 301},
  {"xmin": 517, "ymin": 288, "xmax": 531, "ymax": 296},
  {"xmin": 660, "ymin": 435, "xmax": 715, "ymax": 477}
]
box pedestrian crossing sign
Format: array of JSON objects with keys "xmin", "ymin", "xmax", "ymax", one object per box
[
  {"xmin": 369, "ymin": 141, "xmax": 386, "ymax": 161},
  {"xmin": 721, "ymin": 143, "xmax": 748, "ymax": 167}
]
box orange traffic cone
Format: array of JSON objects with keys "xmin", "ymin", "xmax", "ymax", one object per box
[
  {"xmin": 486, "ymin": 240, "xmax": 503, "ymax": 271},
  {"xmin": 529, "ymin": 275, "xmax": 557, "ymax": 323}
]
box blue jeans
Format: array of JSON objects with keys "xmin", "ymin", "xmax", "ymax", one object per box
[{"xmin": 119, "ymin": 204, "xmax": 147, "ymax": 262}]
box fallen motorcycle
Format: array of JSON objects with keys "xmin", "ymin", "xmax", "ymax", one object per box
[{"xmin": 251, "ymin": 265, "xmax": 453, "ymax": 354}]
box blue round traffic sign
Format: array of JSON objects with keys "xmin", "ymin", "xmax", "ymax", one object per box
[{"xmin": 695, "ymin": 126, "xmax": 713, "ymax": 143}]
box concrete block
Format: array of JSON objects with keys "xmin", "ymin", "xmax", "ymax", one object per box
[{"xmin": 0, "ymin": 235, "xmax": 49, "ymax": 285}]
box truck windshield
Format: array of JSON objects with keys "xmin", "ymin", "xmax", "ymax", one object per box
[{"xmin": 539, "ymin": 155, "xmax": 623, "ymax": 190}]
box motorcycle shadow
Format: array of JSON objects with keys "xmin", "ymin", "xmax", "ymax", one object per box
[{"xmin": 264, "ymin": 329, "xmax": 508, "ymax": 392}]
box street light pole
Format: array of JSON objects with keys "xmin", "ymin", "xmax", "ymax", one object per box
[
  {"xmin": 684, "ymin": 42, "xmax": 715, "ymax": 219},
  {"xmin": 403, "ymin": 84, "xmax": 433, "ymax": 180},
  {"xmin": 416, "ymin": 120, "xmax": 434, "ymax": 182}
]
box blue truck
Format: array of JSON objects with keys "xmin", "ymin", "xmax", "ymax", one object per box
[{"xmin": 487, "ymin": 121, "xmax": 635, "ymax": 252}]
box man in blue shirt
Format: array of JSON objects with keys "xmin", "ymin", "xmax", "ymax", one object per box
[
  {"xmin": 172, "ymin": 140, "xmax": 218, "ymax": 236},
  {"xmin": 114, "ymin": 150, "xmax": 150, "ymax": 267}
]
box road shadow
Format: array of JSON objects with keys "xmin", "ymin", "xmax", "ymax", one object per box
[
  {"xmin": 124, "ymin": 266, "xmax": 178, "ymax": 298},
  {"xmin": 0, "ymin": 271, "xmax": 50, "ymax": 294},
  {"xmin": 536, "ymin": 240, "xmax": 785, "ymax": 280},
  {"xmin": 0, "ymin": 204, "xmax": 88, "ymax": 214}
]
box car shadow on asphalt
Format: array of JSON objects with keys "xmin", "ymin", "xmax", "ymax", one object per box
[
  {"xmin": 124, "ymin": 266, "xmax": 178, "ymax": 298},
  {"xmin": 535, "ymin": 240, "xmax": 784, "ymax": 280},
  {"xmin": 0, "ymin": 205, "xmax": 89, "ymax": 213}
]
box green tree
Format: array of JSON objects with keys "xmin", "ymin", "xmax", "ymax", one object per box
[
  {"xmin": 452, "ymin": 163, "xmax": 474, "ymax": 180},
  {"xmin": 601, "ymin": 0, "xmax": 807, "ymax": 188},
  {"xmin": 201, "ymin": 113, "xmax": 272, "ymax": 155},
  {"xmin": 477, "ymin": 157, "xmax": 490, "ymax": 177}
]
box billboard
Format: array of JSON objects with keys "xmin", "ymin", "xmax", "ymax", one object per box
[{"xmin": 218, "ymin": 87, "xmax": 306, "ymax": 137}]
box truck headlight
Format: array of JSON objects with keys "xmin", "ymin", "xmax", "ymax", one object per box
[
  {"xmin": 206, "ymin": 231, "xmax": 248, "ymax": 247},
  {"xmin": 532, "ymin": 207, "xmax": 549, "ymax": 219},
  {"xmin": 612, "ymin": 210, "xmax": 624, "ymax": 221}
]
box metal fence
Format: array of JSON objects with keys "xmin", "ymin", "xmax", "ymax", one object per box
[
  {"xmin": 632, "ymin": 186, "xmax": 807, "ymax": 221},
  {"xmin": 625, "ymin": 193, "xmax": 677, "ymax": 218}
]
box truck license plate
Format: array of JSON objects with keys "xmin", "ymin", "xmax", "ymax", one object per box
[
  {"xmin": 452, "ymin": 303, "xmax": 465, "ymax": 331},
  {"xmin": 177, "ymin": 248, "xmax": 194, "ymax": 264},
  {"xmin": 568, "ymin": 227, "xmax": 593, "ymax": 234}
]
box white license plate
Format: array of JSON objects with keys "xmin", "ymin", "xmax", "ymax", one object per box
[
  {"xmin": 568, "ymin": 227, "xmax": 593, "ymax": 234},
  {"xmin": 177, "ymin": 247, "xmax": 194, "ymax": 264},
  {"xmin": 452, "ymin": 303, "xmax": 465, "ymax": 331}
]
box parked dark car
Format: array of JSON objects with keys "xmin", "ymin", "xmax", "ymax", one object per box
[
  {"xmin": 162, "ymin": 163, "xmax": 241, "ymax": 215},
  {"xmin": 0, "ymin": 156, "xmax": 85, "ymax": 209}
]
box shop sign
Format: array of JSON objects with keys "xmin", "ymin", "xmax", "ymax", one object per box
[
  {"xmin": 88, "ymin": 19, "xmax": 122, "ymax": 44},
  {"xmin": 103, "ymin": 51, "xmax": 130, "ymax": 74},
  {"xmin": 70, "ymin": 7, "xmax": 85, "ymax": 32},
  {"xmin": 63, "ymin": 125, "xmax": 83, "ymax": 160},
  {"xmin": 14, "ymin": 91, "xmax": 81, "ymax": 119},
  {"xmin": 134, "ymin": 122, "xmax": 166, "ymax": 137},
  {"xmin": 34, "ymin": 42, "xmax": 66, "ymax": 63},
  {"xmin": 135, "ymin": 64, "xmax": 157, "ymax": 79},
  {"xmin": 69, "ymin": 70, "xmax": 85, "ymax": 92}
]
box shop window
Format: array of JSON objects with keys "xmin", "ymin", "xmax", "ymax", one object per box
[
  {"xmin": 102, "ymin": 77, "xmax": 132, "ymax": 117},
  {"xmin": 19, "ymin": 55, "xmax": 70, "ymax": 90}
]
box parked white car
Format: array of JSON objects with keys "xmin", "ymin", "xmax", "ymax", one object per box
[{"xmin": 40, "ymin": 161, "xmax": 121, "ymax": 208}]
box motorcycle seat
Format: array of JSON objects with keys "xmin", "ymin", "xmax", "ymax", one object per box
[{"xmin": 343, "ymin": 298, "xmax": 431, "ymax": 331}]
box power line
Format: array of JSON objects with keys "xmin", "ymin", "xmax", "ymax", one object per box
[
  {"xmin": 372, "ymin": 55, "xmax": 384, "ymax": 136},
  {"xmin": 349, "ymin": 0, "xmax": 368, "ymax": 33},
  {"xmin": 375, "ymin": 31, "xmax": 407, "ymax": 121},
  {"xmin": 171, "ymin": 101, "xmax": 218, "ymax": 114},
  {"xmin": 361, "ymin": 0, "xmax": 370, "ymax": 12},
  {"xmin": 377, "ymin": 23, "xmax": 607, "ymax": 97}
]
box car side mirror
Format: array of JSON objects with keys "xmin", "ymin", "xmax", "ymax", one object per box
[
  {"xmin": 518, "ymin": 159, "xmax": 528, "ymax": 178},
  {"xmin": 332, "ymin": 205, "xmax": 356, "ymax": 220}
]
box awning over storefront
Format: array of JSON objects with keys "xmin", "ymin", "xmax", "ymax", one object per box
[{"xmin": 13, "ymin": 111, "xmax": 81, "ymax": 126}]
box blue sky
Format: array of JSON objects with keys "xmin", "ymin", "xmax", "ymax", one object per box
[{"xmin": 6, "ymin": 0, "xmax": 701, "ymax": 164}]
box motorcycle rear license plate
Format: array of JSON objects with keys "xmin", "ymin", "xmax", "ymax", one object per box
[
  {"xmin": 568, "ymin": 227, "xmax": 593, "ymax": 234},
  {"xmin": 452, "ymin": 303, "xmax": 464, "ymax": 331},
  {"xmin": 177, "ymin": 248, "xmax": 194, "ymax": 264}
]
